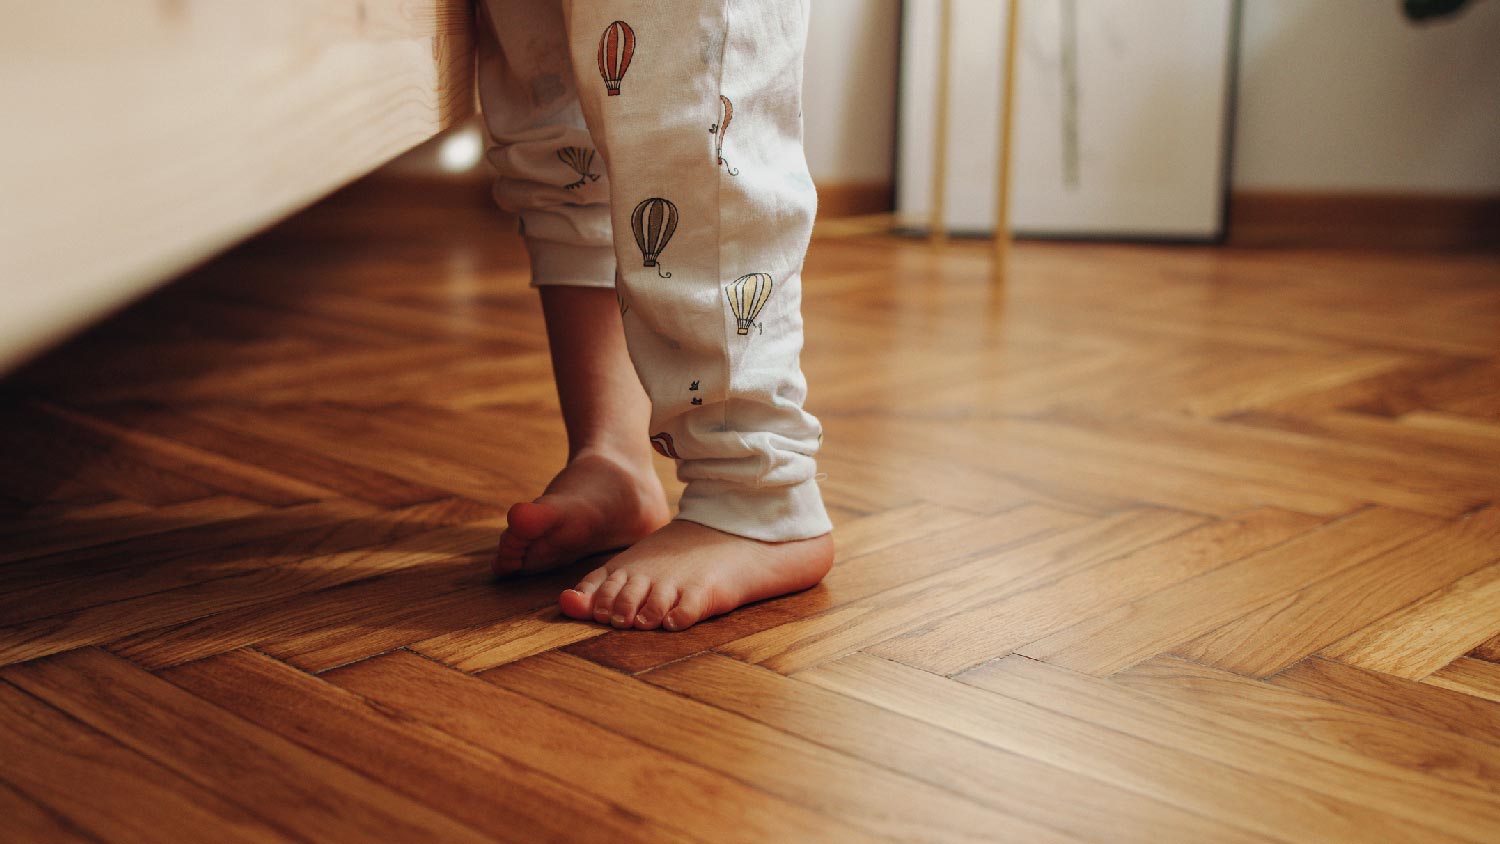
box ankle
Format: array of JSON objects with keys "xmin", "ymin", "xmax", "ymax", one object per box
[{"xmin": 566, "ymin": 439, "xmax": 652, "ymax": 469}]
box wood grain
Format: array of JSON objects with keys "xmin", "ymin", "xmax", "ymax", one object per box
[
  {"xmin": 803, "ymin": 653, "xmax": 1452, "ymax": 844},
  {"xmin": 162, "ymin": 649, "xmax": 698, "ymax": 844},
  {"xmin": 1176, "ymin": 506, "xmax": 1500, "ymax": 677},
  {"xmin": 868, "ymin": 507, "xmax": 1319, "ymax": 674},
  {"xmin": 1017, "ymin": 507, "xmax": 1442, "ymax": 674},
  {"xmin": 324, "ymin": 650, "xmax": 882, "ymax": 843},
  {"xmin": 1321, "ymin": 562, "xmax": 1500, "ymax": 678},
  {"xmin": 3, "ymin": 169, "xmax": 1500, "ymax": 840},
  {"xmin": 1, "ymin": 0, "xmax": 475, "ymax": 371},
  {"xmin": 484, "ymin": 651, "xmax": 1072, "ymax": 844},
  {"xmin": 4, "ymin": 649, "xmax": 498, "ymax": 844},
  {"xmin": 643, "ymin": 653, "xmax": 1269, "ymax": 844},
  {"xmin": 959, "ymin": 655, "xmax": 1500, "ymax": 843}
]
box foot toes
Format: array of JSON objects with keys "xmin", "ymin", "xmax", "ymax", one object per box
[
  {"xmin": 633, "ymin": 584, "xmax": 678, "ymax": 630},
  {"xmin": 506, "ymin": 500, "xmax": 562, "ymax": 541},
  {"xmin": 590, "ymin": 570, "xmax": 630, "ymax": 625},
  {"xmin": 663, "ymin": 587, "xmax": 711, "ymax": 633},
  {"xmin": 560, "ymin": 565, "xmax": 611, "ymax": 620},
  {"xmin": 610, "ymin": 576, "xmax": 653, "ymax": 628},
  {"xmin": 492, "ymin": 531, "xmax": 530, "ymax": 576}
]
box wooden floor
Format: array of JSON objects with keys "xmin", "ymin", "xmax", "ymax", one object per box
[{"xmin": 3, "ymin": 179, "xmax": 1500, "ymax": 844}]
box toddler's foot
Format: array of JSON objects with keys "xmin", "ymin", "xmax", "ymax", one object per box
[
  {"xmin": 494, "ymin": 448, "xmax": 671, "ymax": 576},
  {"xmin": 558, "ymin": 520, "xmax": 834, "ymax": 632}
]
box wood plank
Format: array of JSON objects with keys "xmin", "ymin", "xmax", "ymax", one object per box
[
  {"xmin": 1472, "ymin": 631, "xmax": 1500, "ymax": 662},
  {"xmin": 96, "ymin": 403, "xmax": 455, "ymax": 507},
  {"xmin": 801, "ymin": 653, "xmax": 1452, "ymax": 844},
  {"xmin": 411, "ymin": 606, "xmax": 607, "ymax": 672},
  {"xmin": 960, "ymin": 655, "xmax": 1500, "ymax": 843},
  {"xmin": 0, "ymin": 498, "xmax": 379, "ymax": 594},
  {"xmin": 1425, "ymin": 657, "xmax": 1500, "ymax": 704},
  {"xmin": 323, "ymin": 650, "xmax": 883, "ymax": 843},
  {"xmin": 0, "ymin": 676, "xmax": 293, "ymax": 844},
  {"xmin": 720, "ymin": 508, "xmax": 1204, "ymax": 674},
  {"xmin": 643, "ymin": 653, "xmax": 1271, "ymax": 844},
  {"xmin": 0, "ymin": 519, "xmax": 498, "ymax": 666},
  {"xmin": 1113, "ymin": 656, "xmax": 1500, "ymax": 800},
  {"xmin": 1269, "ymin": 657, "xmax": 1500, "ymax": 751},
  {"xmin": 1038, "ymin": 408, "xmax": 1495, "ymax": 517},
  {"xmin": 162, "ymin": 649, "xmax": 699, "ymax": 844},
  {"xmin": 565, "ymin": 504, "xmax": 1087, "ymax": 674},
  {"xmin": 869, "ymin": 507, "xmax": 1320, "ymax": 674},
  {"xmin": 1321, "ymin": 562, "xmax": 1500, "ymax": 678},
  {"xmin": 1018, "ymin": 506, "xmax": 1441, "ymax": 674},
  {"xmin": 483, "ymin": 651, "xmax": 1075, "ymax": 844},
  {"xmin": 0, "ymin": 497, "xmax": 489, "ymax": 625},
  {"xmin": 0, "ymin": 495, "xmax": 262, "ymax": 565},
  {"xmin": 36, "ymin": 401, "xmax": 332, "ymax": 505},
  {"xmin": 4, "ymin": 649, "xmax": 497, "ymax": 844},
  {"xmin": 0, "ymin": 779, "xmax": 97, "ymax": 844},
  {"xmin": 1176, "ymin": 506, "xmax": 1500, "ymax": 676}
]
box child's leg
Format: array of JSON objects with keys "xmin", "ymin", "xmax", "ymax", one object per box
[
  {"xmin": 552, "ymin": 0, "xmax": 834, "ymax": 630},
  {"xmin": 479, "ymin": 1, "xmax": 671, "ymax": 575}
]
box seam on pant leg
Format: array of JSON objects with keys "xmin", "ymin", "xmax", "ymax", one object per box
[{"xmin": 712, "ymin": 0, "xmax": 746, "ymax": 483}]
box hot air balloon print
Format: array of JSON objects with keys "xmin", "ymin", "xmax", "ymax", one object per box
[
  {"xmin": 650, "ymin": 432, "xmax": 680, "ymax": 459},
  {"xmin": 597, "ymin": 21, "xmax": 635, "ymax": 96},
  {"xmin": 631, "ymin": 197, "xmax": 678, "ymax": 278},
  {"xmin": 556, "ymin": 146, "xmax": 599, "ymax": 190},
  {"xmin": 709, "ymin": 95, "xmax": 740, "ymax": 176},
  {"xmin": 724, "ymin": 272, "xmax": 774, "ymax": 335}
]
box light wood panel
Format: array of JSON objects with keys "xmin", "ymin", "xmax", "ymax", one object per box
[
  {"xmin": 0, "ymin": 1, "xmax": 475, "ymax": 372},
  {"xmin": 2, "ymin": 174, "xmax": 1499, "ymax": 840}
]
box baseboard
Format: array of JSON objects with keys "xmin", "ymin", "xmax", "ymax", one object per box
[
  {"xmin": 354, "ymin": 171, "xmax": 895, "ymax": 221},
  {"xmin": 818, "ymin": 182, "xmax": 896, "ymax": 219},
  {"xmin": 1227, "ymin": 190, "xmax": 1500, "ymax": 250}
]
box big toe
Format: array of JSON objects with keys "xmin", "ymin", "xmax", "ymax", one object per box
[{"xmin": 559, "ymin": 566, "xmax": 610, "ymax": 620}]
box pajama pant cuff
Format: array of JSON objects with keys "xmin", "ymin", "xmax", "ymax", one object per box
[
  {"xmin": 675, "ymin": 477, "xmax": 833, "ymax": 542},
  {"xmin": 524, "ymin": 237, "xmax": 616, "ymax": 288}
]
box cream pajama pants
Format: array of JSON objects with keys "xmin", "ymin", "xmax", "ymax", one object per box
[{"xmin": 476, "ymin": 0, "xmax": 831, "ymax": 541}]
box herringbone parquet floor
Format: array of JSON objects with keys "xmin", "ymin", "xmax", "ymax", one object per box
[{"xmin": 3, "ymin": 178, "xmax": 1500, "ymax": 843}]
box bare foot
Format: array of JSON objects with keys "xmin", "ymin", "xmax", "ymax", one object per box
[
  {"xmin": 494, "ymin": 448, "xmax": 670, "ymax": 576},
  {"xmin": 558, "ymin": 520, "xmax": 834, "ymax": 631}
]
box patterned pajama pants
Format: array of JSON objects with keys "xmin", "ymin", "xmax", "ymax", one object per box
[{"xmin": 476, "ymin": 0, "xmax": 831, "ymax": 541}]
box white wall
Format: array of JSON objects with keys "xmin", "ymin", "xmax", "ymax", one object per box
[
  {"xmin": 1232, "ymin": 0, "xmax": 1500, "ymax": 193},
  {"xmin": 803, "ymin": 0, "xmax": 901, "ymax": 185},
  {"xmin": 402, "ymin": 1, "xmax": 1500, "ymax": 196}
]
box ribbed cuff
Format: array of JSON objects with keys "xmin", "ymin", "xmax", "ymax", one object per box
[
  {"xmin": 524, "ymin": 237, "xmax": 616, "ymax": 288},
  {"xmin": 675, "ymin": 476, "xmax": 832, "ymax": 542}
]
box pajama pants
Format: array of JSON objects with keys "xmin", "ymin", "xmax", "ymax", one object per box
[{"xmin": 476, "ymin": 0, "xmax": 831, "ymax": 542}]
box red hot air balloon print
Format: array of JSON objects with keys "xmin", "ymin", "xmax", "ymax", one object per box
[
  {"xmin": 556, "ymin": 146, "xmax": 599, "ymax": 190},
  {"xmin": 724, "ymin": 272, "xmax": 774, "ymax": 335},
  {"xmin": 650, "ymin": 432, "xmax": 680, "ymax": 459},
  {"xmin": 710, "ymin": 95, "xmax": 740, "ymax": 176},
  {"xmin": 631, "ymin": 197, "xmax": 678, "ymax": 278},
  {"xmin": 597, "ymin": 21, "xmax": 635, "ymax": 97}
]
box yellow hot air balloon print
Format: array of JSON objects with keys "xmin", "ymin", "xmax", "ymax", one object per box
[{"xmin": 724, "ymin": 272, "xmax": 774, "ymax": 335}]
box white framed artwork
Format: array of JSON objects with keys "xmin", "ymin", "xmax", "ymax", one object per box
[{"xmin": 897, "ymin": 0, "xmax": 1238, "ymax": 240}]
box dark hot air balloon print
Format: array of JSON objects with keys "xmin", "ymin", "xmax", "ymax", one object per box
[
  {"xmin": 709, "ymin": 95, "xmax": 740, "ymax": 176},
  {"xmin": 556, "ymin": 146, "xmax": 599, "ymax": 190},
  {"xmin": 631, "ymin": 197, "xmax": 678, "ymax": 278},
  {"xmin": 724, "ymin": 272, "xmax": 774, "ymax": 335},
  {"xmin": 597, "ymin": 21, "xmax": 635, "ymax": 96},
  {"xmin": 650, "ymin": 432, "xmax": 680, "ymax": 459}
]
